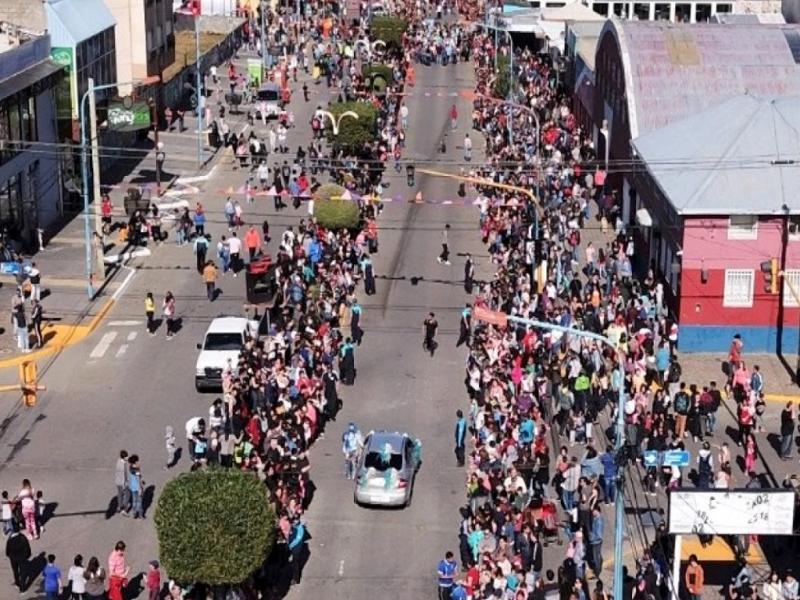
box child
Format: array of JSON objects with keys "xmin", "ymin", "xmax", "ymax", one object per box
[
  {"xmin": 146, "ymin": 560, "xmax": 161, "ymax": 600},
  {"xmin": 165, "ymin": 426, "xmax": 176, "ymax": 470},
  {"xmin": 35, "ymin": 490, "xmax": 45, "ymax": 534},
  {"xmin": 1, "ymin": 491, "xmax": 12, "ymax": 535}
]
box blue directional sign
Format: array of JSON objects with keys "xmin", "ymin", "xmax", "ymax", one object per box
[
  {"xmin": 663, "ymin": 450, "xmax": 690, "ymax": 467},
  {"xmin": 643, "ymin": 450, "xmax": 659, "ymax": 467}
]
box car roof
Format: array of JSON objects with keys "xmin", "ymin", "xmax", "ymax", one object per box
[
  {"xmin": 366, "ymin": 430, "xmax": 409, "ymax": 452},
  {"xmin": 205, "ymin": 317, "xmax": 250, "ymax": 334}
]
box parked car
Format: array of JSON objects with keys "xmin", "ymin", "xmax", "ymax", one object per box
[
  {"xmin": 195, "ymin": 316, "xmax": 259, "ymax": 391},
  {"xmin": 354, "ymin": 430, "xmax": 420, "ymax": 507}
]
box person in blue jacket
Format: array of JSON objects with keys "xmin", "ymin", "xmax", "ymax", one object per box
[
  {"xmin": 454, "ymin": 410, "xmax": 467, "ymax": 467},
  {"xmin": 288, "ymin": 517, "xmax": 306, "ymax": 584}
]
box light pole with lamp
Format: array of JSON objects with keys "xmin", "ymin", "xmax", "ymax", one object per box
[
  {"xmin": 80, "ymin": 75, "xmax": 159, "ymax": 299},
  {"xmin": 600, "ymin": 118, "xmax": 611, "ymax": 171},
  {"xmin": 471, "ymin": 308, "xmax": 628, "ymax": 600},
  {"xmin": 194, "ymin": 8, "xmax": 204, "ymax": 167}
]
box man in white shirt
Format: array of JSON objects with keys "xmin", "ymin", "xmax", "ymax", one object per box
[
  {"xmin": 226, "ymin": 232, "xmax": 242, "ymax": 276},
  {"xmin": 257, "ymin": 161, "xmax": 270, "ymax": 189}
]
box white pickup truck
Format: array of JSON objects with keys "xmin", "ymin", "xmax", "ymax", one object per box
[{"xmin": 195, "ymin": 316, "xmax": 259, "ymax": 392}]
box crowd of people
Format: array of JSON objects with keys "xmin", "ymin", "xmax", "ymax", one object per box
[{"xmin": 434, "ymin": 19, "xmax": 800, "ymax": 600}]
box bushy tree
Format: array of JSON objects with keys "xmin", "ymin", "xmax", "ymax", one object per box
[
  {"xmin": 493, "ymin": 54, "xmax": 512, "ymax": 99},
  {"xmin": 155, "ymin": 469, "xmax": 276, "ymax": 586},
  {"xmin": 362, "ymin": 64, "xmax": 393, "ymax": 93},
  {"xmin": 315, "ymin": 197, "xmax": 361, "ymax": 230},
  {"xmin": 370, "ymin": 16, "xmax": 408, "ymax": 49},
  {"xmin": 326, "ymin": 101, "xmax": 379, "ymax": 153}
]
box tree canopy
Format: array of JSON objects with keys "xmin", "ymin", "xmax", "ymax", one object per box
[
  {"xmin": 314, "ymin": 184, "xmax": 361, "ymax": 230},
  {"xmin": 155, "ymin": 469, "xmax": 276, "ymax": 586},
  {"xmin": 326, "ymin": 101, "xmax": 379, "ymax": 153},
  {"xmin": 369, "ymin": 16, "xmax": 408, "ymax": 49}
]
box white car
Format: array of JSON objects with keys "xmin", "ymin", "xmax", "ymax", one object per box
[{"xmin": 195, "ymin": 317, "xmax": 258, "ymax": 392}]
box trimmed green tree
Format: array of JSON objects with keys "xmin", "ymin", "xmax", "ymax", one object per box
[
  {"xmin": 155, "ymin": 468, "xmax": 276, "ymax": 586},
  {"xmin": 362, "ymin": 64, "xmax": 393, "ymax": 93},
  {"xmin": 326, "ymin": 101, "xmax": 379, "ymax": 153},
  {"xmin": 493, "ymin": 54, "xmax": 512, "ymax": 99},
  {"xmin": 315, "ymin": 189, "xmax": 361, "ymax": 231},
  {"xmin": 369, "ymin": 16, "xmax": 408, "ymax": 49}
]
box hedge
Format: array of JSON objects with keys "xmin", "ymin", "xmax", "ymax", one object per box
[
  {"xmin": 326, "ymin": 101, "xmax": 379, "ymax": 153},
  {"xmin": 315, "ymin": 197, "xmax": 361, "ymax": 230},
  {"xmin": 370, "ymin": 16, "xmax": 408, "ymax": 49}
]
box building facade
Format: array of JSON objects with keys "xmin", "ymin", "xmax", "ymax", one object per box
[
  {"xmin": 105, "ymin": 0, "xmax": 176, "ymax": 96},
  {"xmin": 582, "ymin": 0, "xmax": 780, "ymax": 21},
  {"xmin": 0, "ymin": 25, "xmax": 66, "ymax": 248}
]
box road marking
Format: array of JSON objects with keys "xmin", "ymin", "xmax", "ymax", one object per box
[
  {"xmin": 108, "ymin": 321, "xmax": 142, "ymax": 327},
  {"xmin": 116, "ymin": 344, "xmax": 128, "ymax": 358},
  {"xmin": 90, "ymin": 332, "xmax": 117, "ymax": 358},
  {"xmin": 126, "ymin": 331, "xmax": 137, "ymax": 341},
  {"xmin": 104, "ymin": 247, "xmax": 151, "ymax": 265},
  {"xmin": 338, "ymin": 560, "xmax": 345, "ymax": 577}
]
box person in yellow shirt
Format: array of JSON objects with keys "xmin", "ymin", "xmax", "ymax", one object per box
[
  {"xmin": 202, "ymin": 261, "xmax": 218, "ymax": 302},
  {"xmin": 145, "ymin": 292, "xmax": 156, "ymax": 336}
]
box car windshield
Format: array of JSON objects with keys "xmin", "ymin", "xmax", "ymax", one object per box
[
  {"xmin": 259, "ymin": 90, "xmax": 279, "ymax": 102},
  {"xmin": 203, "ymin": 332, "xmax": 243, "ymax": 351},
  {"xmin": 364, "ymin": 451, "xmax": 403, "ymax": 471}
]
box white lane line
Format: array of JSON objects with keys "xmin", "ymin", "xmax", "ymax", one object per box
[
  {"xmin": 90, "ymin": 332, "xmax": 118, "ymax": 359},
  {"xmin": 126, "ymin": 331, "xmax": 138, "ymax": 342},
  {"xmin": 116, "ymin": 344, "xmax": 128, "ymax": 358},
  {"xmin": 338, "ymin": 560, "xmax": 345, "ymax": 577},
  {"xmin": 108, "ymin": 320, "xmax": 142, "ymax": 327}
]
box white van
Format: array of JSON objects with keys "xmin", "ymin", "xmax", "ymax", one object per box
[{"xmin": 195, "ymin": 317, "xmax": 259, "ymax": 391}]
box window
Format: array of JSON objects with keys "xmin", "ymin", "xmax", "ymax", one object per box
[
  {"xmin": 783, "ymin": 269, "xmax": 800, "ymax": 307},
  {"xmin": 728, "ymin": 215, "xmax": 758, "ymax": 240},
  {"xmin": 788, "ymin": 216, "xmax": 800, "ymax": 241},
  {"xmin": 723, "ymin": 269, "xmax": 754, "ymax": 307}
]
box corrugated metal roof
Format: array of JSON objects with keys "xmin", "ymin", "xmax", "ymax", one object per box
[
  {"xmin": 45, "ymin": 0, "xmax": 116, "ymax": 46},
  {"xmin": 632, "ymin": 94, "xmax": 800, "ymax": 216},
  {"xmin": 605, "ymin": 20, "xmax": 800, "ymax": 139},
  {"xmin": 0, "ymin": 58, "xmax": 62, "ymax": 102}
]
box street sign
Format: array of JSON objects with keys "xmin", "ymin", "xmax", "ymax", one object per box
[
  {"xmin": 108, "ymin": 101, "xmax": 151, "ymax": 132},
  {"xmin": 663, "ymin": 450, "xmax": 690, "ymax": 467},
  {"xmin": 643, "ymin": 450, "xmax": 659, "ymax": 468}
]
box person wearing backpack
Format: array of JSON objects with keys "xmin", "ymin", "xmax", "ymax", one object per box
[{"xmin": 673, "ymin": 383, "xmax": 690, "ymax": 438}]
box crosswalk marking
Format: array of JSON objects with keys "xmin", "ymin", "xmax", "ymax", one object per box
[
  {"xmin": 127, "ymin": 331, "xmax": 138, "ymax": 342},
  {"xmin": 108, "ymin": 320, "xmax": 143, "ymax": 327},
  {"xmin": 115, "ymin": 344, "xmax": 128, "ymax": 358},
  {"xmin": 90, "ymin": 332, "xmax": 118, "ymax": 358}
]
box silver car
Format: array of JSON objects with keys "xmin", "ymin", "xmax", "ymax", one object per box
[{"xmin": 354, "ymin": 430, "xmax": 420, "ymax": 507}]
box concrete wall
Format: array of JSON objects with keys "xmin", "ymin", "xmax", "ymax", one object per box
[
  {"xmin": 783, "ymin": 0, "xmax": 800, "ymax": 21},
  {"xmin": 106, "ymin": 0, "xmax": 148, "ymax": 95}
]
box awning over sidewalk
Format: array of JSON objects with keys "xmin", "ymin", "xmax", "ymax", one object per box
[{"xmin": 0, "ymin": 59, "xmax": 63, "ymax": 103}]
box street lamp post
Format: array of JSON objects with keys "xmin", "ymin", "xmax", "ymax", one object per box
[
  {"xmin": 80, "ymin": 75, "xmax": 159, "ymax": 298},
  {"xmin": 195, "ymin": 13, "xmax": 204, "ymax": 167},
  {"xmin": 473, "ymin": 309, "xmax": 627, "ymax": 600},
  {"xmin": 155, "ymin": 142, "xmax": 166, "ymax": 197}
]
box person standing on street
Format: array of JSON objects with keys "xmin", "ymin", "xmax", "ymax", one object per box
[
  {"xmin": 449, "ymin": 104, "xmax": 458, "ymax": 130},
  {"xmin": 27, "ymin": 262, "xmax": 41, "ymax": 303},
  {"xmin": 128, "ymin": 455, "xmax": 144, "ymax": 519},
  {"xmin": 685, "ymin": 554, "xmax": 705, "ymax": 600},
  {"xmin": 202, "ymin": 261, "xmax": 218, "ymax": 302},
  {"xmin": 342, "ymin": 422, "xmax": 363, "ymax": 480},
  {"xmin": 288, "ymin": 517, "xmax": 306, "ymax": 584},
  {"xmin": 245, "ymin": 225, "xmax": 261, "ymax": 262},
  {"xmin": 42, "ymin": 553, "xmax": 62, "ymax": 599},
  {"xmin": 107, "ymin": 541, "xmax": 130, "ymax": 600},
  {"xmin": 227, "ymin": 232, "xmax": 243, "ymax": 276},
  {"xmin": 115, "ymin": 450, "xmax": 129, "ymax": 515},
  {"xmin": 437, "ymin": 224, "xmax": 451, "ymax": 265},
  {"xmin": 464, "ymin": 253, "xmax": 474, "ymax": 293},
  {"xmin": 456, "ymin": 304, "xmax": 471, "ymax": 348},
  {"xmin": 145, "ymin": 292, "xmax": 156, "ymax": 336},
  {"xmin": 5, "ymin": 524, "xmax": 31, "ymax": 591},
  {"xmin": 463, "ymin": 133, "xmax": 472, "ymax": 161},
  {"xmin": 14, "ymin": 300, "xmax": 28, "ymax": 353},
  {"xmin": 781, "ymin": 402, "xmax": 796, "ymax": 460},
  {"xmin": 193, "ymin": 233, "xmax": 209, "ymax": 273},
  {"xmin": 361, "ymin": 255, "xmax": 376, "ymax": 296},
  {"xmin": 31, "ymin": 300, "xmax": 43, "ymax": 349},
  {"xmin": 588, "ymin": 505, "xmax": 604, "ymax": 577},
  {"xmin": 423, "ymin": 312, "xmax": 439, "ymax": 357},
  {"xmin": 454, "ymin": 409, "xmax": 467, "ymax": 467},
  {"xmin": 163, "ymin": 292, "xmax": 176, "ymax": 340},
  {"xmin": 437, "ymin": 551, "xmax": 457, "ymax": 600}
]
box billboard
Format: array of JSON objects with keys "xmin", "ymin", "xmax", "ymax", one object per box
[
  {"xmin": 108, "ymin": 101, "xmax": 151, "ymax": 132},
  {"xmin": 51, "ymin": 46, "xmax": 76, "ymax": 121},
  {"xmin": 668, "ymin": 489, "xmax": 795, "ymax": 536}
]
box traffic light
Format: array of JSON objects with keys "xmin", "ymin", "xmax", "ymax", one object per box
[
  {"xmin": 761, "ymin": 258, "xmax": 779, "ymax": 294},
  {"xmin": 19, "ymin": 361, "xmax": 39, "ymax": 407},
  {"xmin": 406, "ymin": 165, "xmax": 415, "ymax": 187}
]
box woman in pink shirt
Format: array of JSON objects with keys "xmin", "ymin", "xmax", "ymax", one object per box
[{"xmin": 107, "ymin": 541, "xmax": 130, "ymax": 600}]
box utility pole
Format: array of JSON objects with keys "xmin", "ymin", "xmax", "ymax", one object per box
[
  {"xmin": 88, "ymin": 79, "xmax": 102, "ymax": 253},
  {"xmin": 195, "ymin": 13, "xmax": 203, "ymax": 167}
]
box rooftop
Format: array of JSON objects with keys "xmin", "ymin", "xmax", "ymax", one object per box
[
  {"xmin": 632, "ymin": 94, "xmax": 800, "ymax": 216},
  {"xmin": 603, "ymin": 19, "xmax": 800, "ymax": 138}
]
